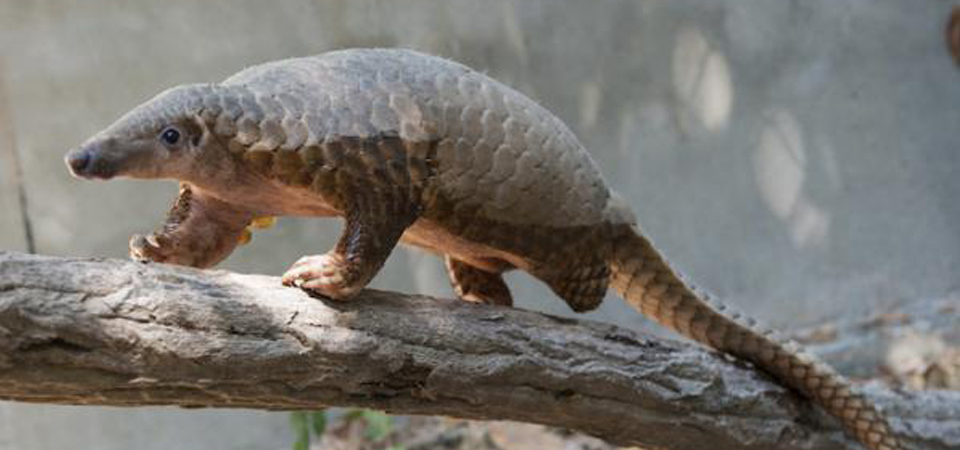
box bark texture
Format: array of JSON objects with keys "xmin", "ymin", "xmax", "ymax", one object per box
[{"xmin": 0, "ymin": 251, "xmax": 956, "ymax": 450}]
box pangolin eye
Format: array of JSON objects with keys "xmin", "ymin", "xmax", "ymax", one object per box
[{"xmin": 160, "ymin": 127, "xmax": 181, "ymax": 146}]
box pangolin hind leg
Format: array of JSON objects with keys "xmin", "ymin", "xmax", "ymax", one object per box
[
  {"xmin": 130, "ymin": 183, "xmax": 255, "ymax": 268},
  {"xmin": 444, "ymin": 256, "xmax": 513, "ymax": 307},
  {"xmin": 534, "ymin": 260, "xmax": 610, "ymax": 313},
  {"xmin": 282, "ymin": 193, "xmax": 419, "ymax": 300}
]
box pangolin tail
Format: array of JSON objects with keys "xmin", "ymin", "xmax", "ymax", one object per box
[{"xmin": 607, "ymin": 225, "xmax": 900, "ymax": 450}]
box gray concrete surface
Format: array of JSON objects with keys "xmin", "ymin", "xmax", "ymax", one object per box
[{"xmin": 0, "ymin": 1, "xmax": 956, "ymax": 449}]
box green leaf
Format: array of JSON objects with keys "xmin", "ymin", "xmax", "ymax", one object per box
[
  {"xmin": 290, "ymin": 411, "xmax": 310, "ymax": 450},
  {"xmin": 360, "ymin": 409, "xmax": 392, "ymax": 442},
  {"xmin": 344, "ymin": 408, "xmax": 364, "ymax": 420},
  {"xmin": 386, "ymin": 445, "xmax": 406, "ymax": 450},
  {"xmin": 309, "ymin": 410, "xmax": 327, "ymax": 436}
]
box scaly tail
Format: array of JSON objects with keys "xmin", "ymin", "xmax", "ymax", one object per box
[{"xmin": 608, "ymin": 226, "xmax": 900, "ymax": 450}]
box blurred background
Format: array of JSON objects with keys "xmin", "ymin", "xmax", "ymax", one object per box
[{"xmin": 0, "ymin": 1, "xmax": 957, "ymax": 449}]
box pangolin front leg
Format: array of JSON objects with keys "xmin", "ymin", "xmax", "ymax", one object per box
[
  {"xmin": 282, "ymin": 192, "xmax": 419, "ymax": 300},
  {"xmin": 130, "ymin": 183, "xmax": 255, "ymax": 268}
]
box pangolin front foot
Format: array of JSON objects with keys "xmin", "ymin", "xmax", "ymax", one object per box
[
  {"xmin": 129, "ymin": 232, "xmax": 177, "ymax": 264},
  {"xmin": 281, "ymin": 252, "xmax": 361, "ymax": 300},
  {"xmin": 282, "ymin": 184, "xmax": 421, "ymax": 300},
  {"xmin": 129, "ymin": 183, "xmax": 254, "ymax": 268}
]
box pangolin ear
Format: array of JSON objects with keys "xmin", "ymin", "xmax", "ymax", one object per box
[{"xmin": 186, "ymin": 114, "xmax": 207, "ymax": 147}]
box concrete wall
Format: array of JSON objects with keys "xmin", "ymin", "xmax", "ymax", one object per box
[{"xmin": 0, "ymin": 1, "xmax": 956, "ymax": 449}]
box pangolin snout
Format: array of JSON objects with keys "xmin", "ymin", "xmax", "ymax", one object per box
[
  {"xmin": 65, "ymin": 140, "xmax": 117, "ymax": 179},
  {"xmin": 65, "ymin": 148, "xmax": 91, "ymax": 175}
]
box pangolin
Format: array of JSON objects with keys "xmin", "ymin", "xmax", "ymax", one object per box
[{"xmin": 64, "ymin": 48, "xmax": 900, "ymax": 450}]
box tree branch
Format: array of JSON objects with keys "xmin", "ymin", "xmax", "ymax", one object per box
[{"xmin": 0, "ymin": 251, "xmax": 955, "ymax": 450}]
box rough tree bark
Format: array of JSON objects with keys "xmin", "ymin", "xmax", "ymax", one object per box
[{"xmin": 0, "ymin": 251, "xmax": 956, "ymax": 450}]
